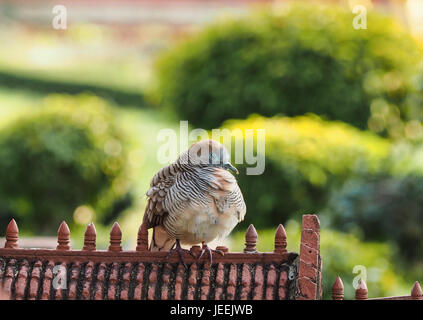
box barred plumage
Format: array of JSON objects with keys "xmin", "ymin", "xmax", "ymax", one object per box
[{"xmin": 143, "ymin": 140, "xmax": 246, "ymax": 252}]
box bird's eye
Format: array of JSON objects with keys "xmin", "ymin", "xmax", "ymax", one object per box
[{"xmin": 209, "ymin": 152, "xmax": 219, "ymax": 164}]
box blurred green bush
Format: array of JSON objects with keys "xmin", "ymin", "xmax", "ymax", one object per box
[
  {"xmin": 222, "ymin": 114, "xmax": 391, "ymax": 228},
  {"xmin": 225, "ymin": 114, "xmax": 423, "ymax": 273},
  {"xmin": 0, "ymin": 94, "xmax": 132, "ymax": 234},
  {"xmin": 230, "ymin": 220, "xmax": 410, "ymax": 300},
  {"xmin": 325, "ymin": 174, "xmax": 423, "ymax": 265},
  {"xmin": 153, "ymin": 3, "xmax": 422, "ymax": 138}
]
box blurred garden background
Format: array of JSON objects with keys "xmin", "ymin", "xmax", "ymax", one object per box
[{"xmin": 1, "ymin": 0, "xmax": 423, "ymax": 299}]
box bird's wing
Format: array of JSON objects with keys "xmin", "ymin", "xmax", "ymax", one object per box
[{"xmin": 143, "ymin": 163, "xmax": 179, "ymax": 229}]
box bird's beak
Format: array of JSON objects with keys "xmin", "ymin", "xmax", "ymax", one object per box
[{"xmin": 224, "ymin": 162, "xmax": 239, "ymax": 174}]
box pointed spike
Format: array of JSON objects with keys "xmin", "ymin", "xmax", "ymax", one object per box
[
  {"xmin": 355, "ymin": 280, "xmax": 368, "ymax": 300},
  {"xmin": 358, "ymin": 279, "xmax": 367, "ymax": 290},
  {"xmin": 83, "ymin": 222, "xmax": 97, "ymax": 251},
  {"xmin": 136, "ymin": 222, "xmax": 149, "ymax": 251},
  {"xmin": 58, "ymin": 221, "xmax": 70, "ymax": 235},
  {"xmin": 56, "ymin": 221, "xmax": 71, "ymax": 250},
  {"xmin": 332, "ymin": 276, "xmax": 344, "ymax": 300},
  {"xmin": 245, "ymin": 224, "xmax": 257, "ymax": 238},
  {"xmin": 5, "ymin": 219, "xmax": 19, "ymax": 249},
  {"xmin": 110, "ymin": 222, "xmax": 122, "ymax": 236},
  {"xmin": 411, "ymin": 281, "xmax": 423, "ymax": 300},
  {"xmin": 274, "ymin": 224, "xmax": 287, "ymax": 254},
  {"xmin": 244, "ymin": 224, "xmax": 258, "ymax": 253},
  {"xmin": 333, "ymin": 276, "xmax": 344, "ymax": 290},
  {"xmin": 85, "ymin": 222, "xmax": 96, "ymax": 236},
  {"xmin": 6, "ymin": 219, "xmax": 18, "ymax": 234},
  {"xmin": 108, "ymin": 222, "xmax": 122, "ymax": 252}
]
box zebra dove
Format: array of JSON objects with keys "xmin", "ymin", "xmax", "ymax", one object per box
[{"xmin": 143, "ymin": 139, "xmax": 246, "ymax": 265}]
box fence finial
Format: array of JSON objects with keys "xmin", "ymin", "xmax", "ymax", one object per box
[
  {"xmin": 5, "ymin": 219, "xmax": 19, "ymax": 249},
  {"xmin": 244, "ymin": 224, "xmax": 258, "ymax": 253},
  {"xmin": 274, "ymin": 224, "xmax": 287, "ymax": 254},
  {"xmin": 332, "ymin": 276, "xmax": 344, "ymax": 300},
  {"xmin": 411, "ymin": 281, "xmax": 423, "ymax": 300},
  {"xmin": 83, "ymin": 222, "xmax": 97, "ymax": 251},
  {"xmin": 136, "ymin": 222, "xmax": 148, "ymax": 251},
  {"xmin": 108, "ymin": 222, "xmax": 122, "ymax": 252},
  {"xmin": 56, "ymin": 221, "xmax": 71, "ymax": 250},
  {"xmin": 355, "ymin": 280, "xmax": 368, "ymax": 300}
]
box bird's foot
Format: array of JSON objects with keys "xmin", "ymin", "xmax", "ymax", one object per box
[
  {"xmin": 197, "ymin": 242, "xmax": 224, "ymax": 265},
  {"xmin": 166, "ymin": 239, "xmax": 195, "ymax": 269}
]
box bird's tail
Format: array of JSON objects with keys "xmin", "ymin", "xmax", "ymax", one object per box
[{"xmin": 149, "ymin": 225, "xmax": 175, "ymax": 251}]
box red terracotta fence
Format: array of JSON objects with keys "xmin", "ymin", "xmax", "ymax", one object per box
[
  {"xmin": 0, "ymin": 215, "xmax": 322, "ymax": 300},
  {"xmin": 331, "ymin": 276, "xmax": 423, "ymax": 300}
]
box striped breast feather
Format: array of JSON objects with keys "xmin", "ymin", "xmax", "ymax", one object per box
[
  {"xmin": 205, "ymin": 167, "xmax": 237, "ymax": 192},
  {"xmin": 208, "ymin": 168, "xmax": 246, "ymax": 221}
]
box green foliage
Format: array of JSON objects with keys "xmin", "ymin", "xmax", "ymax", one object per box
[
  {"xmin": 325, "ymin": 174, "xmax": 423, "ymax": 265},
  {"xmin": 230, "ymin": 220, "xmax": 410, "ymax": 299},
  {"xmin": 222, "ymin": 114, "xmax": 391, "ymax": 228},
  {"xmin": 0, "ymin": 94, "xmax": 132, "ymax": 234},
  {"xmin": 153, "ymin": 3, "xmax": 422, "ymax": 137}
]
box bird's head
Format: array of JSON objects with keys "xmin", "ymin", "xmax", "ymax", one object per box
[{"xmin": 186, "ymin": 139, "xmax": 239, "ymax": 174}]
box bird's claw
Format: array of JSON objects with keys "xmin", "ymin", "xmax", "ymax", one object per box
[
  {"xmin": 197, "ymin": 243, "xmax": 224, "ymax": 265},
  {"xmin": 166, "ymin": 240, "xmax": 196, "ymax": 269}
]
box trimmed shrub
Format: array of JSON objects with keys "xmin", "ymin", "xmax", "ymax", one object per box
[
  {"xmin": 153, "ymin": 3, "xmax": 422, "ymax": 137},
  {"xmin": 221, "ymin": 114, "xmax": 391, "ymax": 228},
  {"xmin": 0, "ymin": 94, "xmax": 131, "ymax": 234},
  {"xmin": 325, "ymin": 174, "xmax": 423, "ymax": 264}
]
